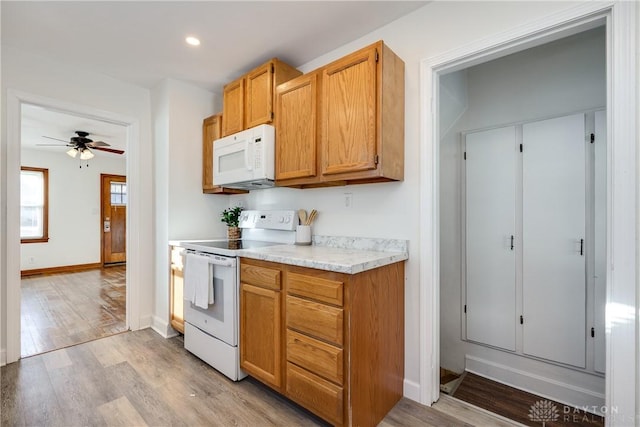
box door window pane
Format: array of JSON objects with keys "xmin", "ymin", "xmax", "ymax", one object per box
[{"xmin": 110, "ymin": 182, "xmax": 127, "ymax": 206}]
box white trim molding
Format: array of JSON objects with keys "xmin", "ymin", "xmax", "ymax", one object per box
[
  {"xmin": 4, "ymin": 90, "xmax": 142, "ymax": 364},
  {"xmin": 419, "ymin": 2, "xmax": 637, "ymax": 425}
]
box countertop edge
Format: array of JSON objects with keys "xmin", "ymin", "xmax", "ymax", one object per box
[{"xmin": 237, "ymin": 249, "xmax": 408, "ymax": 274}]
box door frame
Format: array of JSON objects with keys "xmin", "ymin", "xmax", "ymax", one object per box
[
  {"xmin": 5, "ymin": 90, "xmax": 142, "ymax": 364},
  {"xmin": 419, "ymin": 2, "xmax": 637, "ymax": 424},
  {"xmin": 100, "ymin": 173, "xmax": 127, "ymax": 265}
]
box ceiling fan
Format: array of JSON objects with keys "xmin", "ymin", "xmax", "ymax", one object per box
[{"xmin": 37, "ymin": 130, "xmax": 125, "ymax": 160}]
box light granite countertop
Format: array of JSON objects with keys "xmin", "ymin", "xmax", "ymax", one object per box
[{"xmin": 238, "ymin": 244, "xmax": 408, "ymax": 274}]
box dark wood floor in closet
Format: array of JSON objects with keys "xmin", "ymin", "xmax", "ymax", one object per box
[
  {"xmin": 21, "ymin": 266, "xmax": 127, "ymax": 357},
  {"xmin": 453, "ymin": 373, "xmax": 604, "ymax": 427}
]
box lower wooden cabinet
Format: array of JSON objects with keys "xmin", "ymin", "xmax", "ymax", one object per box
[
  {"xmin": 169, "ymin": 246, "xmax": 184, "ymax": 333},
  {"xmin": 239, "ymin": 262, "xmax": 282, "ymax": 390},
  {"xmin": 239, "ymin": 258, "xmax": 405, "ymax": 426}
]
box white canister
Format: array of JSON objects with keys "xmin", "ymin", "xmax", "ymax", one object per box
[{"xmin": 295, "ymin": 225, "xmax": 312, "ymax": 245}]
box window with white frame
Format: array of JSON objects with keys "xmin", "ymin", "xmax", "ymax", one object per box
[{"xmin": 20, "ymin": 167, "xmax": 49, "ymax": 243}]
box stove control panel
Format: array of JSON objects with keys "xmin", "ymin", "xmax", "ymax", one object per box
[{"xmin": 238, "ymin": 210, "xmax": 297, "ymax": 231}]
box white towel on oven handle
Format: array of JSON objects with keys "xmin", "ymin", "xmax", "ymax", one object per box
[{"xmin": 184, "ymin": 253, "xmax": 214, "ymax": 309}]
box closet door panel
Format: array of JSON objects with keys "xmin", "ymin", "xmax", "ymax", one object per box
[
  {"xmin": 593, "ymin": 110, "xmax": 606, "ymax": 374},
  {"xmin": 465, "ymin": 126, "xmax": 517, "ymax": 351},
  {"xmin": 522, "ymin": 114, "xmax": 586, "ymax": 368}
]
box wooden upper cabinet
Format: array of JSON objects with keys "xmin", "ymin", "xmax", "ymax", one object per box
[
  {"xmin": 245, "ymin": 62, "xmax": 274, "ymax": 128},
  {"xmin": 222, "ymin": 78, "xmax": 245, "ymax": 137},
  {"xmin": 275, "ymin": 41, "xmax": 404, "ymax": 188},
  {"xmin": 222, "ymin": 58, "xmax": 301, "ymax": 137},
  {"xmin": 322, "ymin": 47, "xmax": 378, "ymax": 176},
  {"xmin": 202, "ymin": 113, "xmax": 248, "ymax": 195},
  {"xmin": 275, "ymin": 72, "xmax": 319, "ymax": 182}
]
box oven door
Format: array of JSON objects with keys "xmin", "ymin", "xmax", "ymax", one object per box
[
  {"xmin": 183, "ymin": 252, "xmax": 238, "ymax": 346},
  {"xmin": 213, "ymin": 128, "xmax": 254, "ymax": 186}
]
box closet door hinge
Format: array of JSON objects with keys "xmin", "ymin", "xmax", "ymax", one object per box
[
  {"xmin": 271, "ymin": 111, "xmax": 274, "ymax": 121},
  {"xmin": 520, "ymin": 315, "xmax": 524, "ymax": 325},
  {"xmin": 375, "ymin": 49, "xmax": 379, "ymax": 62},
  {"xmin": 464, "ymin": 304, "xmax": 467, "ymax": 314},
  {"xmin": 519, "ymin": 143, "xmax": 523, "ymax": 153},
  {"xmin": 464, "ymin": 151, "xmax": 467, "ymax": 160},
  {"xmin": 591, "ymin": 327, "xmax": 595, "ymax": 338},
  {"xmin": 590, "ymin": 133, "xmax": 595, "ymax": 144}
]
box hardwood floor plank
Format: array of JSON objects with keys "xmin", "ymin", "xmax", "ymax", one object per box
[
  {"xmin": 97, "ymin": 396, "xmax": 149, "ymax": 427},
  {"xmin": 42, "ymin": 348, "xmax": 72, "ymax": 371},
  {"xmin": 433, "ymin": 395, "xmax": 524, "ymax": 427}
]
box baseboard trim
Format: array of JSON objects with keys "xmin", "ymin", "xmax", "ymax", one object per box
[
  {"xmin": 465, "ymin": 355, "xmax": 605, "ymax": 415},
  {"xmin": 150, "ymin": 315, "xmax": 178, "ymax": 338},
  {"xmin": 403, "ymin": 378, "xmax": 421, "ymax": 403},
  {"xmin": 21, "ymin": 262, "xmax": 104, "ymax": 277}
]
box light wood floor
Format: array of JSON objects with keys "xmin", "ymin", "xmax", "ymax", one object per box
[
  {"xmin": 21, "ymin": 266, "xmax": 127, "ymax": 357},
  {"xmin": 1, "ymin": 329, "xmax": 516, "ymax": 426}
]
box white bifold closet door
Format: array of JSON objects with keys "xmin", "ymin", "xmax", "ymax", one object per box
[
  {"xmin": 465, "ymin": 126, "xmax": 517, "ymax": 351},
  {"xmin": 522, "ymin": 114, "xmax": 586, "ymax": 368}
]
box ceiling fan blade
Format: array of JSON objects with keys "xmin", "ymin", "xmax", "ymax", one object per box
[
  {"xmin": 86, "ymin": 140, "xmax": 110, "ymax": 147},
  {"xmin": 36, "ymin": 143, "xmax": 70, "ymax": 146},
  {"xmin": 42, "ymin": 135, "xmax": 70, "ymax": 143},
  {"xmin": 92, "ymin": 146, "xmax": 125, "ymax": 155}
]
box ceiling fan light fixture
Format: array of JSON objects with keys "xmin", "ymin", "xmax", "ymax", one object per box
[
  {"xmin": 66, "ymin": 148, "xmax": 78, "ymax": 158},
  {"xmin": 80, "ymin": 148, "xmax": 94, "ymax": 160}
]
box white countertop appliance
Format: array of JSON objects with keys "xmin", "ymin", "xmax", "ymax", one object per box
[
  {"xmin": 213, "ymin": 124, "xmax": 275, "ymax": 190},
  {"xmin": 180, "ymin": 210, "xmax": 297, "ymax": 381}
]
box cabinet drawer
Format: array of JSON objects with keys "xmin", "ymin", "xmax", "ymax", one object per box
[
  {"xmin": 241, "ymin": 263, "xmax": 281, "ymax": 290},
  {"xmin": 287, "ymin": 330, "xmax": 343, "ymax": 385},
  {"xmin": 286, "ymin": 296, "xmax": 343, "ymax": 345},
  {"xmin": 286, "ymin": 362, "xmax": 343, "ymax": 426},
  {"xmin": 287, "ymin": 272, "xmax": 343, "ymax": 307}
]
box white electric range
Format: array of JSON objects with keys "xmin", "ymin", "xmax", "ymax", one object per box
[{"xmin": 177, "ymin": 210, "xmax": 297, "ymax": 381}]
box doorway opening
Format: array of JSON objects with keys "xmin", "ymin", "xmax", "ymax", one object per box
[
  {"xmin": 19, "ymin": 104, "xmax": 128, "ymax": 358},
  {"xmin": 422, "ymin": 2, "xmax": 638, "ymax": 424}
]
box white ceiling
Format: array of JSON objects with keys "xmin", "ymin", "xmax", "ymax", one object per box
[
  {"xmin": 2, "ymin": 1, "xmax": 426, "ymax": 92},
  {"xmin": 3, "ymin": 1, "xmax": 426, "ymax": 155}
]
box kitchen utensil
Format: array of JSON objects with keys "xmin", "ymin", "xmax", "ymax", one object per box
[
  {"xmin": 298, "ymin": 209, "xmax": 308, "ymax": 225},
  {"xmin": 306, "ymin": 209, "xmax": 318, "ymax": 225}
]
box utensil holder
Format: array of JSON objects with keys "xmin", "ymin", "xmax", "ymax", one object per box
[{"xmin": 295, "ymin": 225, "xmax": 312, "ymax": 246}]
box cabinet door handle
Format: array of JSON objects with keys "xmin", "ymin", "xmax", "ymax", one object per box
[
  {"xmin": 510, "ymin": 235, "xmax": 514, "ymax": 251},
  {"xmin": 580, "ymin": 238, "xmax": 584, "ymax": 256}
]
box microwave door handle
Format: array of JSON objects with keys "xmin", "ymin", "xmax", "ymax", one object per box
[{"xmin": 244, "ymin": 139, "xmax": 253, "ymax": 171}]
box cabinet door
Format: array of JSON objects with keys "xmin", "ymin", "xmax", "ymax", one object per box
[
  {"xmin": 322, "ymin": 46, "xmax": 377, "ymax": 175},
  {"xmin": 275, "ymin": 73, "xmax": 318, "ymax": 180},
  {"xmin": 465, "ymin": 126, "xmax": 517, "ymax": 351},
  {"xmin": 240, "ymin": 283, "xmax": 282, "ymax": 388},
  {"xmin": 245, "ymin": 62, "xmax": 273, "ymax": 129},
  {"xmin": 202, "ymin": 114, "xmax": 222, "ymax": 191},
  {"xmin": 522, "ymin": 113, "xmax": 586, "ymax": 368},
  {"xmin": 222, "ymin": 78, "xmax": 245, "ymax": 137}
]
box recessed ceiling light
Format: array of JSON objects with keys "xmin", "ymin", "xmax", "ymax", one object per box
[{"xmin": 185, "ymin": 36, "xmax": 201, "ymax": 46}]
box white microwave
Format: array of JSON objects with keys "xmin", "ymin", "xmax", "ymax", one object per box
[{"xmin": 213, "ymin": 124, "xmax": 275, "ymax": 190}]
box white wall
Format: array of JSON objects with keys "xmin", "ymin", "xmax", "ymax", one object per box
[
  {"xmin": 151, "ymin": 78, "xmax": 227, "ymax": 336},
  {"xmin": 439, "ymin": 27, "xmax": 606, "ymax": 403},
  {"xmin": 227, "ymin": 0, "xmax": 588, "ymax": 398},
  {"xmin": 1, "ymin": 46, "xmax": 155, "ymax": 358},
  {"xmin": 20, "ymin": 148, "xmax": 126, "ymax": 270}
]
